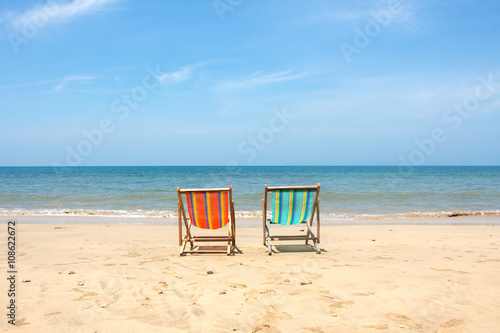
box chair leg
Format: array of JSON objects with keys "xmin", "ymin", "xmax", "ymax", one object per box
[
  {"xmin": 265, "ymin": 220, "xmax": 272, "ymax": 255},
  {"xmin": 305, "ymin": 220, "xmax": 313, "ymax": 245},
  {"xmin": 266, "ymin": 234, "xmax": 273, "ymax": 255},
  {"xmin": 316, "ymin": 202, "xmax": 320, "ymax": 244},
  {"xmin": 180, "ymin": 239, "xmax": 188, "ymax": 256},
  {"xmin": 305, "ymin": 221, "xmax": 312, "ymax": 245},
  {"xmin": 262, "ymin": 199, "xmax": 266, "ymax": 246},
  {"xmin": 312, "ymin": 238, "xmax": 321, "ymax": 254},
  {"xmin": 231, "ymin": 221, "xmax": 236, "ymax": 246},
  {"xmin": 231, "ymin": 201, "xmax": 236, "ymax": 246},
  {"xmin": 305, "ymin": 224, "xmax": 311, "ymax": 245},
  {"xmin": 304, "ymin": 221, "xmax": 321, "ymax": 254}
]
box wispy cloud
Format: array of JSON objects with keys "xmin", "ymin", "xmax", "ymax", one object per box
[
  {"xmin": 299, "ymin": 0, "xmax": 421, "ymax": 33},
  {"xmin": 52, "ymin": 75, "xmax": 98, "ymax": 91},
  {"xmin": 3, "ymin": 0, "xmax": 121, "ymax": 31},
  {"xmin": 383, "ymin": 1, "xmax": 421, "ymax": 33},
  {"xmin": 0, "ymin": 79, "xmax": 53, "ymax": 91},
  {"xmin": 0, "ymin": 74, "xmax": 97, "ymax": 91},
  {"xmin": 157, "ymin": 65, "xmax": 194, "ymax": 84},
  {"xmin": 301, "ymin": 9, "xmax": 371, "ymax": 24},
  {"xmin": 155, "ymin": 59, "xmax": 233, "ymax": 85},
  {"xmin": 217, "ymin": 70, "xmax": 309, "ymax": 90}
]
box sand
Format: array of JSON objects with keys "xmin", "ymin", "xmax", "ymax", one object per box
[{"xmin": 1, "ymin": 216, "xmax": 500, "ymax": 332}]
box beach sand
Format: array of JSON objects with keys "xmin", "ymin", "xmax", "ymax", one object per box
[{"xmin": 1, "ymin": 216, "xmax": 500, "ymax": 332}]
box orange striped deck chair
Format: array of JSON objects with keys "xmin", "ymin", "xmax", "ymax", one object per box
[
  {"xmin": 262, "ymin": 184, "xmax": 321, "ymax": 255},
  {"xmin": 177, "ymin": 186, "xmax": 236, "ymax": 255}
]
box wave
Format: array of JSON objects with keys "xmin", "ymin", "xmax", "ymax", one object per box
[
  {"xmin": 0, "ymin": 208, "xmax": 177, "ymax": 218},
  {"xmin": 327, "ymin": 210, "xmax": 500, "ymax": 220},
  {"xmin": 1, "ymin": 208, "xmax": 499, "ymax": 220}
]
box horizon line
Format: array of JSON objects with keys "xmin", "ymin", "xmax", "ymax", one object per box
[{"xmin": 1, "ymin": 165, "xmax": 500, "ymax": 168}]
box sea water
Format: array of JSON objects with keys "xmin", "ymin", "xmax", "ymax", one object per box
[{"xmin": 0, "ymin": 166, "xmax": 499, "ymax": 220}]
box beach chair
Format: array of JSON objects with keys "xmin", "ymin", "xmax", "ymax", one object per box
[
  {"xmin": 262, "ymin": 184, "xmax": 321, "ymax": 255},
  {"xmin": 177, "ymin": 186, "xmax": 236, "ymax": 255}
]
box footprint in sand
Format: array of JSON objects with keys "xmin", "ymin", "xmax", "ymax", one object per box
[
  {"xmin": 155, "ymin": 306, "xmax": 193, "ymax": 330},
  {"xmin": 14, "ymin": 318, "xmax": 30, "ymax": 326},
  {"xmin": 122, "ymin": 251, "xmax": 141, "ymax": 258},
  {"xmin": 304, "ymin": 326, "xmax": 327, "ymax": 332},
  {"xmin": 352, "ymin": 292, "xmax": 369, "ymax": 296},
  {"xmin": 330, "ymin": 300, "xmax": 354, "ymax": 309},
  {"xmin": 189, "ymin": 303, "xmax": 206, "ymax": 317},
  {"xmin": 266, "ymin": 272, "xmax": 282, "ymax": 283},
  {"xmin": 72, "ymin": 287, "xmax": 98, "ymax": 301},
  {"xmin": 44, "ymin": 312, "xmax": 62, "ymax": 316},
  {"xmin": 230, "ymin": 283, "xmax": 247, "ymax": 289},
  {"xmin": 361, "ymin": 324, "xmax": 389, "ymax": 330},
  {"xmin": 253, "ymin": 311, "xmax": 293, "ymax": 332},
  {"xmin": 370, "ymin": 256, "xmax": 394, "ymax": 260},
  {"xmin": 170, "ymin": 281, "xmax": 204, "ymax": 302},
  {"xmin": 386, "ymin": 313, "xmax": 422, "ymax": 331},
  {"xmin": 475, "ymin": 258, "xmax": 500, "ymax": 263},
  {"xmin": 440, "ymin": 319, "xmax": 464, "ymax": 328},
  {"xmin": 243, "ymin": 289, "xmax": 262, "ymax": 303},
  {"xmin": 98, "ymin": 277, "xmax": 127, "ymax": 303},
  {"xmin": 218, "ymin": 304, "xmax": 264, "ymax": 331},
  {"xmin": 431, "ymin": 268, "xmax": 470, "ymax": 274}
]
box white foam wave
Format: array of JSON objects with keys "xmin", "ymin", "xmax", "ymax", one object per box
[{"xmin": 1, "ymin": 208, "xmax": 499, "ymax": 220}]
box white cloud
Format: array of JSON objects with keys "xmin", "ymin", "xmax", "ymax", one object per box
[
  {"xmin": 155, "ymin": 59, "xmax": 233, "ymax": 85},
  {"xmin": 0, "ymin": 74, "xmax": 98, "ymax": 91},
  {"xmin": 301, "ymin": 9, "xmax": 371, "ymax": 24},
  {"xmin": 52, "ymin": 75, "xmax": 98, "ymax": 91},
  {"xmin": 218, "ymin": 70, "xmax": 309, "ymax": 90},
  {"xmin": 300, "ymin": 0, "xmax": 421, "ymax": 33},
  {"xmin": 4, "ymin": 0, "xmax": 120, "ymax": 31},
  {"xmin": 0, "ymin": 79, "xmax": 52, "ymax": 90},
  {"xmin": 157, "ymin": 65, "xmax": 193, "ymax": 84}
]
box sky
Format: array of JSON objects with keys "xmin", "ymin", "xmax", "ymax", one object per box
[{"xmin": 1, "ymin": 0, "xmax": 499, "ymax": 166}]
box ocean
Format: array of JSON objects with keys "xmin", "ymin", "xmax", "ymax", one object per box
[{"xmin": 1, "ymin": 166, "xmax": 499, "ymax": 220}]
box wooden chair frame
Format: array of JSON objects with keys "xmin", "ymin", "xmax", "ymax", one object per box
[
  {"xmin": 177, "ymin": 186, "xmax": 236, "ymax": 256},
  {"xmin": 262, "ymin": 184, "xmax": 321, "ymax": 255}
]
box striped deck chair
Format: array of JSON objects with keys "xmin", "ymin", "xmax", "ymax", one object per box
[
  {"xmin": 262, "ymin": 184, "xmax": 321, "ymax": 255},
  {"xmin": 177, "ymin": 186, "xmax": 236, "ymax": 255}
]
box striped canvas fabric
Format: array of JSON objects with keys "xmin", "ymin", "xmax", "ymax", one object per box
[
  {"xmin": 185, "ymin": 191, "xmax": 229, "ymax": 229},
  {"xmin": 270, "ymin": 189, "xmax": 316, "ymax": 225}
]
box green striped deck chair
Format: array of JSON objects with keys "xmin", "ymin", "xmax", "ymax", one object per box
[
  {"xmin": 262, "ymin": 184, "xmax": 321, "ymax": 255},
  {"xmin": 177, "ymin": 186, "xmax": 236, "ymax": 256}
]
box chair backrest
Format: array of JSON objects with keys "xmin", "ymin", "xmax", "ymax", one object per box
[
  {"xmin": 267, "ymin": 185, "xmax": 319, "ymax": 225},
  {"xmin": 179, "ymin": 188, "xmax": 230, "ymax": 229}
]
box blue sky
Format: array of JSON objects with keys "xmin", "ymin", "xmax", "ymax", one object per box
[{"xmin": 1, "ymin": 0, "xmax": 499, "ymax": 166}]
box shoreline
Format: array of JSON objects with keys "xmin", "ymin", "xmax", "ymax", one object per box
[
  {"xmin": 2, "ymin": 214, "xmax": 500, "ymax": 226},
  {"xmin": 2, "ymin": 210, "xmax": 499, "ymax": 220}
]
